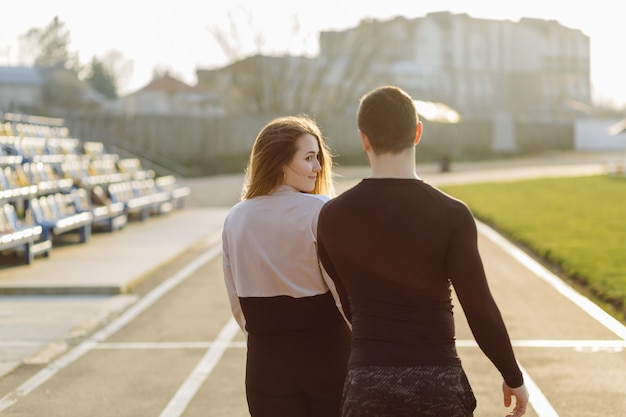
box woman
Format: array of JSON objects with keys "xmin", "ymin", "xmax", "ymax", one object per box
[{"xmin": 222, "ymin": 115, "xmax": 350, "ymax": 417}]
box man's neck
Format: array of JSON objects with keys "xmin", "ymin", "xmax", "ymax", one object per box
[{"xmin": 367, "ymin": 149, "xmax": 419, "ymax": 179}]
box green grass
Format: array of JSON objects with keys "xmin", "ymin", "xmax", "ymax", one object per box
[{"xmin": 440, "ymin": 175, "xmax": 626, "ymax": 322}]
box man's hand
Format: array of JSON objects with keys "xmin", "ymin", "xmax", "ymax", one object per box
[{"xmin": 503, "ymin": 381, "xmax": 529, "ymax": 417}]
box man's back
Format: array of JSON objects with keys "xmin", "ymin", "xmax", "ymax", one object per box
[
  {"xmin": 317, "ymin": 178, "xmax": 474, "ymax": 367},
  {"xmin": 318, "ymin": 177, "xmax": 522, "ymax": 386}
]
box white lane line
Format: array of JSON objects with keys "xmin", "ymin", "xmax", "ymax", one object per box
[
  {"xmin": 519, "ymin": 363, "xmax": 560, "ymax": 417},
  {"xmin": 477, "ymin": 221, "xmax": 626, "ymax": 340},
  {"xmin": 0, "ymin": 244, "xmax": 222, "ymax": 413},
  {"xmin": 477, "ymin": 220, "xmax": 626, "ymax": 417},
  {"xmin": 476, "ymin": 221, "xmax": 570, "ymax": 417},
  {"xmin": 456, "ymin": 339, "xmax": 626, "ymax": 350},
  {"xmin": 0, "ymin": 341, "xmax": 47, "ymax": 347},
  {"xmin": 159, "ymin": 318, "xmax": 240, "ymax": 417},
  {"xmin": 93, "ymin": 339, "xmax": 625, "ymax": 350},
  {"xmin": 95, "ymin": 341, "xmax": 247, "ymax": 349}
]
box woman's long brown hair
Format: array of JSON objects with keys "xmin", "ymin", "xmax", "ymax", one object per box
[{"xmin": 242, "ymin": 115, "xmax": 334, "ymax": 200}]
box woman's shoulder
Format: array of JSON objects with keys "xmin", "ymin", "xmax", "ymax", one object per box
[
  {"xmin": 302, "ymin": 193, "xmax": 330, "ymax": 203},
  {"xmin": 229, "ymin": 190, "xmax": 328, "ymax": 212},
  {"xmin": 274, "ymin": 185, "xmax": 330, "ymax": 203}
]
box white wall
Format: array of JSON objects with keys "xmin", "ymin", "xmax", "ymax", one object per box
[{"xmin": 574, "ymin": 119, "xmax": 625, "ymax": 151}]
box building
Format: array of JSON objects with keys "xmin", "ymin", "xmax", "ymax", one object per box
[
  {"xmin": 196, "ymin": 11, "xmax": 590, "ymax": 121},
  {"xmin": 0, "ymin": 66, "xmax": 108, "ymax": 115},
  {"xmin": 196, "ymin": 55, "xmax": 315, "ymax": 115},
  {"xmin": 316, "ymin": 11, "xmax": 591, "ymax": 121},
  {"xmin": 0, "ymin": 66, "xmax": 44, "ymax": 114},
  {"xmin": 105, "ymin": 72, "xmax": 222, "ymax": 117}
]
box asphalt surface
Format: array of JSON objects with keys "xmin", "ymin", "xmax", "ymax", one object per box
[{"xmin": 0, "ymin": 150, "xmax": 624, "ymax": 416}]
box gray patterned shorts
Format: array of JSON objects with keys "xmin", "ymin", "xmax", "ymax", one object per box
[{"xmin": 341, "ymin": 364, "xmax": 477, "ymax": 417}]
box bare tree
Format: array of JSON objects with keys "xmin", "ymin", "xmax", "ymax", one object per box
[
  {"xmin": 314, "ymin": 20, "xmax": 389, "ymax": 112},
  {"xmin": 204, "ymin": 11, "xmax": 384, "ymax": 116},
  {"xmin": 208, "ymin": 9, "xmax": 256, "ymax": 63},
  {"xmin": 99, "ymin": 50, "xmax": 134, "ymax": 94}
]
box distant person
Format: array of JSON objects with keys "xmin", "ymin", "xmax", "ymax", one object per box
[
  {"xmin": 316, "ymin": 86, "xmax": 529, "ymax": 417},
  {"xmin": 222, "ymin": 115, "xmax": 350, "ymax": 417}
]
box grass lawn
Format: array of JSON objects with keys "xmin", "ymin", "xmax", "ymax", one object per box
[{"xmin": 440, "ymin": 174, "xmax": 626, "ymax": 323}]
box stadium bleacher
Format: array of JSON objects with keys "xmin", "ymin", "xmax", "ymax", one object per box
[{"xmin": 0, "ymin": 112, "xmax": 190, "ymax": 265}]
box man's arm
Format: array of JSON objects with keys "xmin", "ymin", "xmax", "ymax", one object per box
[
  {"xmin": 447, "ymin": 207, "xmax": 529, "ymax": 415},
  {"xmin": 316, "ymin": 205, "xmax": 352, "ymax": 323},
  {"xmin": 446, "ymin": 205, "xmax": 523, "ymax": 387}
]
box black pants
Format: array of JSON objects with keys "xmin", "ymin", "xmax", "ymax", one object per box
[{"xmin": 245, "ymin": 323, "xmax": 351, "ymax": 417}]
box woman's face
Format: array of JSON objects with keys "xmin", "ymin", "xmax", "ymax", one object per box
[{"xmin": 282, "ymin": 134, "xmax": 321, "ymax": 193}]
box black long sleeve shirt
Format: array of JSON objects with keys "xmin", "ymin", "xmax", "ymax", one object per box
[{"xmin": 317, "ymin": 178, "xmax": 523, "ymax": 388}]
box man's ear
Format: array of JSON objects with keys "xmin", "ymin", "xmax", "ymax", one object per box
[
  {"xmin": 359, "ymin": 130, "xmax": 371, "ymax": 151},
  {"xmin": 414, "ymin": 121, "xmax": 423, "ymax": 145}
]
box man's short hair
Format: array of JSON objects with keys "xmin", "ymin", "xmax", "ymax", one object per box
[{"xmin": 357, "ymin": 86, "xmax": 419, "ymax": 154}]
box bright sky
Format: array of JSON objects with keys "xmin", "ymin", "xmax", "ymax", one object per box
[{"xmin": 1, "ymin": 0, "xmax": 624, "ymax": 106}]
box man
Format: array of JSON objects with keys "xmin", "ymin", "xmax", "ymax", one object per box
[{"xmin": 317, "ymin": 85, "xmax": 529, "ymax": 417}]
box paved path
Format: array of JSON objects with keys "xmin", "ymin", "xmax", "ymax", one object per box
[{"xmin": 0, "ymin": 150, "xmax": 624, "ymax": 415}]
